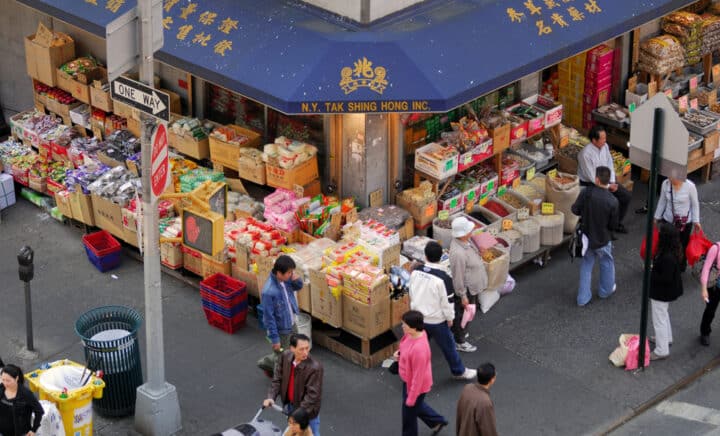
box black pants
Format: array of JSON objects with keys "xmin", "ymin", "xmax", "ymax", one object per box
[
  {"xmin": 580, "ymin": 181, "xmax": 632, "ymax": 225},
  {"xmin": 452, "ymin": 293, "xmax": 478, "ymax": 343},
  {"xmin": 701, "ymin": 286, "xmax": 720, "ymax": 336}
]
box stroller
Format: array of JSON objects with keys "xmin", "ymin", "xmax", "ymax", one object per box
[{"xmin": 211, "ymin": 403, "xmax": 287, "ymax": 436}]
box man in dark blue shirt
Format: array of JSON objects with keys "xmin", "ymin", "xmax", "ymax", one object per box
[{"xmin": 572, "ymin": 166, "xmax": 619, "ymax": 307}]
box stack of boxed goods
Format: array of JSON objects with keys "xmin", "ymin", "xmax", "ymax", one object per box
[
  {"xmin": 344, "ymin": 219, "xmax": 402, "ymax": 273},
  {"xmin": 57, "ymin": 57, "xmax": 105, "ymax": 105},
  {"xmin": 21, "ymin": 113, "xmax": 62, "ymax": 148},
  {"xmin": 24, "ymin": 23, "xmax": 75, "ymax": 87},
  {"xmin": 583, "ymin": 45, "xmax": 614, "ymax": 130},
  {"xmin": 263, "ymin": 188, "xmax": 306, "ymax": 234},
  {"xmin": 63, "ymin": 163, "xmax": 110, "ymax": 225},
  {"xmin": 166, "ymin": 157, "xmax": 198, "ymax": 193},
  {"xmin": 209, "ymin": 124, "xmax": 261, "ymax": 170},
  {"xmin": 638, "ymin": 35, "xmax": 686, "ymax": 76},
  {"xmin": 169, "ymin": 117, "xmax": 214, "ymax": 160},
  {"xmin": 453, "ymin": 177, "xmax": 481, "ymax": 212},
  {"xmin": 296, "ymin": 196, "xmax": 355, "ymax": 241},
  {"xmin": 444, "ymin": 117, "xmax": 493, "ymax": 170},
  {"xmin": 466, "ymin": 164, "xmax": 498, "ymax": 201},
  {"xmin": 67, "ymin": 136, "xmax": 103, "ymax": 167},
  {"xmin": 662, "ymin": 11, "xmax": 703, "ymax": 65},
  {"xmin": 263, "ymin": 137, "xmax": 319, "ymax": 190},
  {"xmin": 160, "ymin": 217, "xmax": 183, "ymax": 269},
  {"xmin": 87, "ymin": 166, "xmax": 140, "ymax": 239},
  {"xmin": 479, "ymin": 110, "xmax": 511, "ymax": 155},
  {"xmin": 199, "ymin": 273, "xmax": 248, "ymax": 334},
  {"xmin": 414, "ymin": 142, "xmax": 459, "ymax": 180},
  {"xmin": 701, "ymin": 14, "xmax": 720, "ymax": 55},
  {"xmin": 558, "ymin": 52, "xmax": 586, "ymax": 129},
  {"xmin": 287, "ymin": 238, "xmax": 338, "ymax": 312},
  {"xmin": 97, "ymin": 130, "xmax": 139, "ymax": 168},
  {"xmin": 29, "ymin": 161, "xmax": 66, "ymax": 194},
  {"xmin": 238, "ymin": 148, "xmax": 266, "ymax": 184},
  {"xmin": 8, "ymin": 154, "xmax": 38, "ymax": 187},
  {"xmin": 39, "ymin": 123, "xmax": 83, "ymax": 164},
  {"xmin": 395, "ymin": 181, "xmax": 437, "ymax": 230},
  {"xmin": 357, "ymin": 205, "xmax": 412, "ymax": 243}
]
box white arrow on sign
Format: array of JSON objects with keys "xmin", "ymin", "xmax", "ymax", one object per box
[{"xmin": 113, "ymin": 81, "xmax": 167, "ymax": 115}]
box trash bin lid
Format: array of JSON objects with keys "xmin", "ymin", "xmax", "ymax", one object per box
[
  {"xmin": 90, "ymin": 329, "xmax": 131, "ymax": 342},
  {"xmin": 39, "ymin": 365, "xmax": 86, "ymax": 393}
]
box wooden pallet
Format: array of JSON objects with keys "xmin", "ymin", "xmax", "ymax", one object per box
[{"xmin": 312, "ymin": 324, "xmax": 398, "ymax": 369}]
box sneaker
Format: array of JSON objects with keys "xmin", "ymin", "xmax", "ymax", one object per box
[
  {"xmin": 650, "ymin": 351, "xmax": 668, "ymax": 361},
  {"xmin": 464, "ymin": 332, "xmax": 470, "ymax": 339},
  {"xmin": 600, "ymin": 284, "xmax": 617, "ymax": 299},
  {"xmin": 453, "ymin": 368, "xmax": 477, "ymax": 380},
  {"xmin": 455, "ymin": 342, "xmax": 477, "ymax": 352},
  {"xmin": 701, "ymin": 335, "xmax": 710, "ymax": 346}
]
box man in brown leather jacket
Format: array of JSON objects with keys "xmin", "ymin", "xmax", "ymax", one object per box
[{"xmin": 264, "ymin": 333, "xmax": 323, "ymax": 435}]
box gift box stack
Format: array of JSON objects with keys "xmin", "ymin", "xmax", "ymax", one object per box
[{"xmin": 583, "ymin": 45, "xmax": 615, "ymax": 130}]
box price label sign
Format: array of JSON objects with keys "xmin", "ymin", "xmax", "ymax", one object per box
[
  {"xmin": 463, "ymin": 153, "xmax": 473, "ymax": 166},
  {"xmin": 526, "ymin": 167, "xmax": 536, "ymax": 181},
  {"xmin": 678, "ymin": 95, "xmax": 688, "ymax": 113},
  {"xmin": 548, "ymin": 169, "xmax": 558, "ymax": 179},
  {"xmin": 438, "ymin": 210, "xmax": 450, "ymax": 220},
  {"xmin": 502, "ymin": 219, "xmax": 513, "ymax": 231},
  {"xmin": 648, "ymin": 81, "xmax": 657, "ymax": 97},
  {"xmin": 479, "ymin": 194, "xmax": 489, "ymax": 206},
  {"xmin": 690, "ymin": 98, "xmax": 699, "ymax": 110},
  {"xmin": 512, "ymin": 178, "xmax": 521, "ymax": 189},
  {"xmin": 517, "ymin": 207, "xmax": 530, "ymax": 220},
  {"xmin": 628, "ymin": 102, "xmax": 636, "ymax": 113},
  {"xmin": 465, "ymin": 200, "xmax": 476, "ymax": 213},
  {"xmin": 541, "ymin": 202, "xmax": 555, "ymax": 215},
  {"xmin": 664, "ymin": 88, "xmax": 673, "ymax": 98},
  {"xmin": 713, "ymin": 64, "xmax": 720, "ymax": 86},
  {"xmin": 690, "ymin": 76, "xmax": 699, "ymax": 94}
]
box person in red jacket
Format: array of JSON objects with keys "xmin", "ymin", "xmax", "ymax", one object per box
[{"xmin": 395, "ymin": 310, "xmax": 447, "ymax": 436}]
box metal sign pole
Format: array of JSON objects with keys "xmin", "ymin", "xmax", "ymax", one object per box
[
  {"xmin": 638, "ymin": 108, "xmax": 663, "ymax": 369},
  {"xmin": 134, "ymin": 0, "xmax": 181, "ymax": 433}
]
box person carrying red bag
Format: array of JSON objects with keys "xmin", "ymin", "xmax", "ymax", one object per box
[{"xmin": 653, "ymin": 177, "xmax": 701, "ymax": 272}]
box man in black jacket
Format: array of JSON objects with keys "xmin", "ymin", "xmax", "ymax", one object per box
[{"xmin": 572, "ymin": 166, "xmax": 619, "ymax": 307}]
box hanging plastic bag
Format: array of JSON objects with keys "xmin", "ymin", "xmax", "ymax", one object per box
[
  {"xmin": 686, "ymin": 230, "xmax": 713, "ymax": 267},
  {"xmin": 624, "ymin": 335, "xmax": 651, "ymax": 370},
  {"xmin": 640, "ymin": 226, "xmax": 659, "ymax": 260}
]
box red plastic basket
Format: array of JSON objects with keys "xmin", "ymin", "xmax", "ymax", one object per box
[
  {"xmin": 82, "ymin": 230, "xmax": 122, "ymax": 257},
  {"xmin": 203, "ymin": 308, "xmax": 246, "ymax": 334},
  {"xmin": 200, "ymin": 289, "xmax": 247, "ymax": 309},
  {"xmin": 200, "ymin": 273, "xmax": 246, "ymax": 298}
]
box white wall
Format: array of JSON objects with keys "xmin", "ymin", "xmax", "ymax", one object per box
[
  {"xmin": 369, "ymin": 0, "xmax": 424, "ymax": 22},
  {"xmin": 303, "ymin": 0, "xmax": 361, "ymax": 21}
]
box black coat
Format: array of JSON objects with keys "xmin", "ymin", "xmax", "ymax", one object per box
[
  {"xmin": 0, "ymin": 384, "xmax": 44, "ymax": 435},
  {"xmin": 650, "ymin": 252, "xmax": 684, "ymax": 302}
]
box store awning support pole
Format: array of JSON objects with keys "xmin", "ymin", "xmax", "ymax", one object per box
[
  {"xmin": 134, "ymin": 0, "xmax": 182, "ymax": 433},
  {"xmin": 638, "ymin": 107, "xmax": 663, "ymax": 370}
]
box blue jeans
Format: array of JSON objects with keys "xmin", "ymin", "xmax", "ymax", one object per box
[
  {"xmin": 402, "ymin": 383, "xmax": 446, "ymax": 436},
  {"xmin": 284, "ymin": 403, "xmax": 321, "ymax": 436},
  {"xmin": 578, "ymin": 242, "xmax": 615, "ymax": 306},
  {"xmin": 424, "ymin": 322, "xmax": 465, "ymax": 376}
]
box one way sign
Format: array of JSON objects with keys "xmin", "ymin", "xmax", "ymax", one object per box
[{"xmin": 111, "ymin": 76, "xmax": 170, "ymax": 122}]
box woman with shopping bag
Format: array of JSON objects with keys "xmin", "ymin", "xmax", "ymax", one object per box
[
  {"xmin": 699, "ymin": 241, "xmax": 720, "ymax": 346},
  {"xmin": 649, "ymin": 223, "xmax": 684, "ymax": 361},
  {"xmin": 653, "ymin": 177, "xmax": 701, "ymax": 271}
]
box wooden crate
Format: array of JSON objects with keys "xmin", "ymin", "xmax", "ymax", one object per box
[
  {"xmin": 312, "ymin": 325, "xmax": 398, "ymax": 369},
  {"xmin": 208, "ymin": 125, "xmax": 262, "ymax": 170}
]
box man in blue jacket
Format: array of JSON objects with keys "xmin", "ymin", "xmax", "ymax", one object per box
[{"xmin": 258, "ymin": 255, "xmax": 304, "ymax": 375}]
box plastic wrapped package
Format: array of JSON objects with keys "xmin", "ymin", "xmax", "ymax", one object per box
[
  {"xmin": 515, "ymin": 217, "xmax": 541, "ymax": 253},
  {"xmin": 535, "ymin": 211, "xmax": 565, "ymax": 246}
]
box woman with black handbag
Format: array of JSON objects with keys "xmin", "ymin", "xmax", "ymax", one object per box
[{"xmin": 653, "ymin": 177, "xmax": 701, "ymax": 271}]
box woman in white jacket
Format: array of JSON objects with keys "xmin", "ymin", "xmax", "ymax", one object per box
[{"xmin": 409, "ymin": 241, "xmax": 476, "ymax": 380}]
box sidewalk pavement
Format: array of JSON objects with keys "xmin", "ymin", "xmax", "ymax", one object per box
[{"xmin": 1, "ymin": 179, "xmax": 720, "ymax": 435}]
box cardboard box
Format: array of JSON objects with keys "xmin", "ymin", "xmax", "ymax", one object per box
[
  {"xmin": 266, "ymin": 156, "xmax": 319, "ymax": 190},
  {"xmin": 300, "ymin": 179, "xmax": 322, "ymax": 198},
  {"xmin": 54, "ymin": 190, "xmax": 72, "ymax": 218},
  {"xmin": 487, "ymin": 123, "xmax": 511, "ymax": 154},
  {"xmin": 297, "ymin": 281, "xmax": 311, "ymax": 313},
  {"xmin": 90, "ymin": 80, "xmax": 113, "ymax": 112},
  {"xmin": 201, "ymin": 254, "xmax": 231, "ymax": 279},
  {"xmin": 395, "ymin": 193, "xmax": 436, "ymax": 228},
  {"xmin": 127, "ymin": 117, "xmax": 141, "ymax": 138},
  {"xmin": 414, "ymin": 142, "xmax": 458, "ymax": 179},
  {"xmin": 161, "ymin": 242, "xmax": 183, "ymax": 269},
  {"xmin": 342, "ymin": 293, "xmax": 391, "ymax": 339},
  {"xmin": 91, "ymin": 194, "xmax": 124, "ymax": 237},
  {"xmin": 390, "ymin": 293, "xmax": 409, "ymax": 326},
  {"xmin": 704, "ymin": 131, "xmax": 719, "ymax": 155},
  {"xmin": 232, "ymin": 265, "xmax": 260, "ymax": 299},
  {"xmin": 69, "ymin": 189, "xmax": 94, "ymax": 225},
  {"xmin": 183, "ymin": 246, "xmax": 203, "ymax": 275},
  {"xmin": 238, "ymin": 159, "xmax": 266, "ymax": 184},
  {"xmin": 234, "ymin": 241, "xmax": 250, "ymax": 271},
  {"xmin": 209, "ymin": 125, "xmax": 262, "ymax": 169},
  {"xmin": 56, "ymin": 68, "xmax": 105, "ymax": 104},
  {"xmin": 0, "ymin": 174, "xmax": 16, "ymax": 210},
  {"xmin": 122, "ymin": 226, "xmax": 139, "ymax": 248},
  {"xmin": 113, "ymin": 101, "xmax": 135, "ymax": 119},
  {"xmin": 24, "ymin": 32, "xmax": 75, "ymax": 87},
  {"xmin": 160, "ymin": 88, "xmax": 182, "ymax": 114},
  {"xmin": 45, "ymin": 98, "xmax": 81, "ymax": 120},
  {"xmin": 310, "ymin": 268, "xmax": 342, "ymax": 328},
  {"xmin": 169, "ymin": 128, "xmax": 210, "ymax": 160}
]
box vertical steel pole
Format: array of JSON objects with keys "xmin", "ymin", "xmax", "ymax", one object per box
[
  {"xmin": 638, "ymin": 107, "xmax": 663, "ymax": 369},
  {"xmin": 24, "ymin": 281, "xmax": 34, "ymax": 352}
]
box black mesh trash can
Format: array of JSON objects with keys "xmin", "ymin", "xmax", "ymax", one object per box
[{"xmin": 75, "ymin": 305, "xmax": 143, "ymax": 417}]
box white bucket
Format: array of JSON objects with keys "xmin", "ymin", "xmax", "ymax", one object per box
[{"xmin": 296, "ymin": 313, "xmax": 312, "ymax": 349}]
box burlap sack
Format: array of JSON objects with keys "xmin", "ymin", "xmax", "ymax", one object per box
[
  {"xmin": 545, "ymin": 172, "xmax": 580, "ymax": 233},
  {"xmin": 483, "ymin": 246, "xmax": 510, "ymax": 292}
]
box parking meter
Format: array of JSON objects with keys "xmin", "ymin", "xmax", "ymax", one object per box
[{"xmin": 18, "ymin": 246, "xmax": 34, "ymax": 282}]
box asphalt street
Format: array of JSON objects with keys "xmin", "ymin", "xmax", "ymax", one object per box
[{"xmin": 1, "ymin": 176, "xmax": 720, "ymax": 435}]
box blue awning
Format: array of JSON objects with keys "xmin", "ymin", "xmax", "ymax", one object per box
[{"xmin": 16, "ymin": 0, "xmax": 696, "ymax": 114}]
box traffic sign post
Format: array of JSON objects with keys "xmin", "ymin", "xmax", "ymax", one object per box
[
  {"xmin": 150, "ymin": 122, "xmax": 169, "ymax": 200},
  {"xmin": 111, "ymin": 76, "xmax": 170, "ymax": 122}
]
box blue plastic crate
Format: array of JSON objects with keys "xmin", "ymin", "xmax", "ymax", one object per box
[
  {"xmin": 201, "ymin": 299, "xmax": 248, "ymax": 318},
  {"xmin": 84, "ymin": 245, "xmax": 121, "ymax": 272}
]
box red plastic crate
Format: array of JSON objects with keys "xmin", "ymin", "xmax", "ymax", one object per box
[
  {"xmin": 200, "ymin": 273, "xmax": 246, "ymax": 298},
  {"xmin": 203, "ymin": 308, "xmax": 246, "ymax": 334},
  {"xmin": 200, "ymin": 289, "xmax": 247, "ymax": 309},
  {"xmin": 82, "ymin": 230, "xmax": 121, "ymax": 257}
]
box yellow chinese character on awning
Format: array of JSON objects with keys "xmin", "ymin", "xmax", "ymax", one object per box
[
  {"xmin": 218, "ymin": 17, "xmax": 238, "ymax": 34},
  {"xmin": 177, "ymin": 24, "xmax": 193, "ymax": 40},
  {"xmin": 162, "ymin": 16, "xmax": 173, "ymax": 30},
  {"xmin": 507, "ymin": 8, "xmax": 525, "ymax": 23},
  {"xmin": 544, "ymin": 0, "xmax": 560, "ymax": 9},
  {"xmin": 85, "ymin": 0, "xmax": 98, "ymax": 5},
  {"xmin": 163, "ymin": 0, "xmax": 178, "ymax": 13},
  {"xmin": 536, "ymin": 19, "xmax": 552, "ymax": 35},
  {"xmin": 199, "ymin": 11, "xmax": 217, "ymax": 26},
  {"xmin": 180, "ymin": 2, "xmax": 197, "ymax": 20},
  {"xmin": 106, "ymin": 0, "xmax": 125, "ymax": 13},
  {"xmin": 567, "ymin": 6, "xmax": 584, "ymax": 20},
  {"xmin": 193, "ymin": 32, "xmax": 212, "ymax": 47},
  {"xmin": 524, "ymin": 0, "xmax": 542, "ymax": 15},
  {"xmin": 584, "ymin": 0, "xmax": 601, "ymax": 13},
  {"xmin": 214, "ymin": 40, "xmax": 233, "ymax": 56},
  {"xmin": 551, "ymin": 13, "xmax": 568, "ymax": 27}
]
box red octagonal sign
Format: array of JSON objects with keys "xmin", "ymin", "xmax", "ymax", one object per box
[{"xmin": 151, "ymin": 123, "xmax": 169, "ymax": 199}]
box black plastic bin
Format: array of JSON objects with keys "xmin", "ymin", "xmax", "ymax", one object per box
[{"xmin": 75, "ymin": 305, "xmax": 143, "ymax": 417}]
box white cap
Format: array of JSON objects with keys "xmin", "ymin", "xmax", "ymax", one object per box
[{"xmin": 452, "ymin": 216, "xmax": 474, "ymax": 238}]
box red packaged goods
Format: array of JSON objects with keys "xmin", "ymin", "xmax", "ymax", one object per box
[{"xmin": 485, "ymin": 200, "xmax": 509, "ymax": 217}]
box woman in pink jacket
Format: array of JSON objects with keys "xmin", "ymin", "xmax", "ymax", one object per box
[
  {"xmin": 700, "ymin": 242, "xmax": 720, "ymax": 346},
  {"xmin": 395, "ymin": 310, "xmax": 448, "ymax": 436}
]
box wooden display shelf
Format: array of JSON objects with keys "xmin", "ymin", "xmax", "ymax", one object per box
[{"xmin": 312, "ymin": 324, "xmax": 398, "ymax": 369}]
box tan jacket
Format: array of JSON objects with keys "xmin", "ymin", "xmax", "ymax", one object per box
[
  {"xmin": 449, "ymin": 239, "xmax": 488, "ymax": 297},
  {"xmin": 269, "ymin": 350, "xmax": 323, "ymax": 419},
  {"xmin": 456, "ymin": 383, "xmax": 498, "ymax": 436}
]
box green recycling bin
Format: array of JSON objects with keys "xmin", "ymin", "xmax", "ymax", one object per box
[{"xmin": 75, "ymin": 305, "xmax": 143, "ymax": 417}]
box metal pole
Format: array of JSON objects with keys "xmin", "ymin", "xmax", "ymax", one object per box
[
  {"xmin": 638, "ymin": 107, "xmax": 663, "ymax": 369},
  {"xmin": 24, "ymin": 282, "xmax": 33, "ymax": 352}
]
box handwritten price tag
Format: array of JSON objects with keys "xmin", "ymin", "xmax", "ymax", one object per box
[
  {"xmin": 479, "ymin": 194, "xmax": 489, "ymax": 206},
  {"xmin": 548, "ymin": 169, "xmax": 558, "ymax": 179},
  {"xmin": 502, "ymin": 219, "xmax": 513, "ymax": 231},
  {"xmin": 517, "ymin": 207, "xmax": 530, "ymax": 220},
  {"xmin": 463, "ymin": 153, "xmax": 473, "ymax": 166},
  {"xmin": 438, "ymin": 210, "xmax": 450, "ymax": 220},
  {"xmin": 690, "ymin": 98, "xmax": 699, "ymax": 110},
  {"xmin": 526, "ymin": 167, "xmax": 536, "ymax": 181},
  {"xmin": 498, "ymin": 185, "xmax": 507, "ymax": 197},
  {"xmin": 541, "ymin": 202, "xmax": 555, "ymax": 215},
  {"xmin": 714, "ymin": 64, "xmax": 720, "ymax": 86},
  {"xmin": 512, "ymin": 178, "xmax": 521, "ymax": 189},
  {"xmin": 679, "ymin": 95, "xmax": 688, "ymax": 113},
  {"xmin": 690, "ymin": 76, "xmax": 698, "ymax": 93}
]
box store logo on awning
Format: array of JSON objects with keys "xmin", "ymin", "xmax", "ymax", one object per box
[{"xmin": 339, "ymin": 57, "xmax": 388, "ymax": 95}]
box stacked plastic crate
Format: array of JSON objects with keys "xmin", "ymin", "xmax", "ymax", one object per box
[
  {"xmin": 82, "ymin": 230, "xmax": 122, "ymax": 272},
  {"xmin": 199, "ymin": 273, "xmax": 248, "ymax": 334}
]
